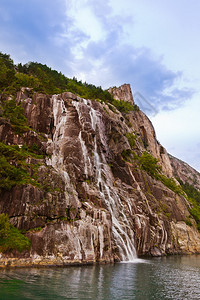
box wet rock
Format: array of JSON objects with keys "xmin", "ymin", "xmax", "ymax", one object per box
[{"xmin": 0, "ymin": 85, "xmax": 200, "ymax": 267}]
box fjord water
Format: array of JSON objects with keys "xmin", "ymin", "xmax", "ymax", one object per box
[{"xmin": 0, "ymin": 256, "xmax": 200, "ymax": 300}]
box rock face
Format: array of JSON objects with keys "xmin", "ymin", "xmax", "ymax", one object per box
[
  {"xmin": 108, "ymin": 84, "xmax": 134, "ymax": 104},
  {"xmin": 0, "ymin": 85, "xmax": 200, "ymax": 267},
  {"xmin": 170, "ymin": 155, "xmax": 200, "ymax": 191}
]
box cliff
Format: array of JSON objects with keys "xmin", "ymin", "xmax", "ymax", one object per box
[
  {"xmin": 0, "ymin": 83, "xmax": 200, "ymax": 267},
  {"xmin": 170, "ymin": 155, "xmax": 200, "ymax": 191}
]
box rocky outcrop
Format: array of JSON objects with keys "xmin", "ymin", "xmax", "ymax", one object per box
[
  {"xmin": 108, "ymin": 84, "xmax": 134, "ymax": 104},
  {"xmin": 170, "ymin": 155, "xmax": 200, "ymax": 191},
  {"xmin": 0, "ymin": 85, "xmax": 200, "ymax": 268}
]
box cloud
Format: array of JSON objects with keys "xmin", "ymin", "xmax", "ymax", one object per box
[
  {"xmin": 151, "ymin": 95, "xmax": 200, "ymax": 172},
  {"xmin": 61, "ymin": 1, "xmax": 194, "ymax": 114},
  {"xmin": 0, "ymin": 0, "xmax": 74, "ymax": 71},
  {"xmin": 79, "ymin": 39, "xmax": 194, "ymax": 114},
  {"xmin": 0, "ymin": 0, "xmax": 194, "ymax": 115},
  {"xmin": 158, "ymin": 87, "xmax": 195, "ymax": 111}
]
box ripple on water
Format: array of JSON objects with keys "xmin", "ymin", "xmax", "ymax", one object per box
[{"xmin": 0, "ymin": 255, "xmax": 199, "ymax": 300}]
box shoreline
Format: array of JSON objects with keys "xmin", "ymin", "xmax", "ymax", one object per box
[{"xmin": 1, "ymin": 252, "xmax": 200, "ymax": 269}]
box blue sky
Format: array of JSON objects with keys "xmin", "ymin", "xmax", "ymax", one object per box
[{"xmin": 0, "ymin": 0, "xmax": 200, "ymax": 171}]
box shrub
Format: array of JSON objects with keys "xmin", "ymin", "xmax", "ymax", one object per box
[
  {"xmin": 189, "ymin": 205, "xmax": 200, "ymax": 232},
  {"xmin": 178, "ymin": 180, "xmax": 200, "ymax": 205},
  {"xmin": 2, "ymin": 98, "xmax": 30, "ymax": 134},
  {"xmin": 185, "ymin": 216, "xmax": 192, "ymax": 227},
  {"xmin": 121, "ymin": 149, "xmax": 133, "ymax": 162},
  {"xmin": 0, "ymin": 52, "xmax": 15, "ymax": 92},
  {"xmin": 176, "ymin": 179, "xmax": 200, "ymax": 231},
  {"xmin": 31, "ymin": 143, "xmax": 40, "ymax": 154},
  {"xmin": 0, "ymin": 213, "xmax": 10, "ymax": 239},
  {"xmin": 28, "ymin": 227, "xmax": 43, "ymax": 232},
  {"xmin": 14, "ymin": 72, "xmax": 39, "ymax": 88},
  {"xmin": 138, "ymin": 151, "xmax": 161, "ymax": 178},
  {"xmin": 158, "ymin": 175, "xmax": 183, "ymax": 196},
  {"xmin": 0, "ymin": 156, "xmax": 26, "ymax": 190},
  {"xmin": 111, "ymin": 99, "xmax": 138, "ymax": 113},
  {"xmin": 126, "ymin": 132, "xmax": 136, "ymax": 148},
  {"xmin": 0, "ymin": 142, "xmax": 42, "ymax": 191},
  {"xmin": 137, "ymin": 152, "xmax": 185, "ymax": 196},
  {"xmin": 0, "ymin": 213, "xmax": 31, "ymax": 253},
  {"xmin": 0, "ymin": 51, "xmax": 115, "ymax": 102}
]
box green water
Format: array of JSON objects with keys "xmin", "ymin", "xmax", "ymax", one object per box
[{"xmin": 0, "ymin": 256, "xmax": 200, "ymax": 299}]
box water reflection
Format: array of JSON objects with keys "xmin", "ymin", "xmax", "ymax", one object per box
[{"xmin": 0, "ymin": 256, "xmax": 200, "ymax": 299}]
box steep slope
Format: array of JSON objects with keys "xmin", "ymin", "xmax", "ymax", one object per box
[
  {"xmin": 0, "ymin": 83, "xmax": 200, "ymax": 267},
  {"xmin": 170, "ymin": 155, "xmax": 200, "ymax": 191}
]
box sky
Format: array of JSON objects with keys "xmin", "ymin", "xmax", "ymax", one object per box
[{"xmin": 0, "ymin": 0, "xmax": 200, "ymax": 171}]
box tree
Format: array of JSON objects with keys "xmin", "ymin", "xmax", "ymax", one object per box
[
  {"xmin": 0, "ymin": 213, "xmax": 31, "ymax": 253},
  {"xmin": 139, "ymin": 151, "xmax": 161, "ymax": 178},
  {"xmin": 0, "ymin": 213, "xmax": 10, "ymax": 239}
]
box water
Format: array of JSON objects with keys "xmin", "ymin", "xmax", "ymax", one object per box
[
  {"xmin": 0, "ymin": 255, "xmax": 200, "ymax": 299},
  {"xmin": 89, "ymin": 105, "xmax": 136, "ymax": 260},
  {"xmin": 72, "ymin": 99, "xmax": 137, "ymax": 261}
]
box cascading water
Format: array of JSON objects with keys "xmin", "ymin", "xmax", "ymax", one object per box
[
  {"xmin": 73, "ymin": 99, "xmax": 137, "ymax": 261},
  {"xmin": 78, "ymin": 131, "xmax": 92, "ymax": 177},
  {"xmin": 73, "ymin": 100, "xmax": 92, "ymax": 178},
  {"xmin": 46, "ymin": 95, "xmax": 74, "ymax": 194}
]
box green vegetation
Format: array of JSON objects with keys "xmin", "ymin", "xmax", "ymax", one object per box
[
  {"xmin": 185, "ymin": 216, "xmax": 193, "ymax": 227},
  {"xmin": 135, "ymin": 151, "xmax": 200, "ymax": 230},
  {"xmin": 0, "ymin": 52, "xmax": 15, "ymax": 92},
  {"xmin": 189, "ymin": 205, "xmax": 200, "ymax": 231},
  {"xmin": 159, "ymin": 175, "xmax": 183, "ymax": 195},
  {"xmin": 0, "ymin": 213, "xmax": 31, "ymax": 253},
  {"xmin": 178, "ymin": 180, "xmax": 200, "ymax": 231},
  {"xmin": 0, "ymin": 52, "xmax": 114, "ymax": 102},
  {"xmin": 0, "ymin": 52, "xmax": 141, "ymax": 117},
  {"xmin": 0, "ymin": 155, "xmax": 26, "ymax": 190},
  {"xmin": 1, "ymin": 97, "xmax": 30, "ymax": 134},
  {"xmin": 126, "ymin": 132, "xmax": 137, "ymax": 148},
  {"xmin": 28, "ymin": 226, "xmax": 43, "ymax": 232},
  {"xmin": 136, "ymin": 151, "xmax": 200, "ymax": 231},
  {"xmin": 110, "ymin": 99, "xmax": 139, "ymax": 113},
  {"xmin": 0, "ymin": 54, "xmax": 31, "ymax": 134},
  {"xmin": 136, "ymin": 151, "xmax": 183, "ymax": 195},
  {"xmin": 121, "ymin": 149, "xmax": 134, "ymax": 162},
  {"xmin": 178, "ymin": 180, "xmax": 200, "ymax": 205},
  {"xmin": 138, "ymin": 151, "xmax": 161, "ymax": 178},
  {"xmin": 107, "ymin": 103, "xmax": 118, "ymax": 114},
  {"xmin": 0, "ymin": 142, "xmax": 42, "ymax": 191},
  {"xmin": 59, "ymin": 217, "xmax": 68, "ymax": 221},
  {"xmin": 122, "ymin": 150, "xmax": 184, "ymax": 196}
]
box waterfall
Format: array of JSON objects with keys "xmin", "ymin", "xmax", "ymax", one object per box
[
  {"xmin": 46, "ymin": 95, "xmax": 74, "ymax": 194},
  {"xmin": 46, "ymin": 95, "xmax": 137, "ymax": 261},
  {"xmin": 78, "ymin": 131, "xmax": 91, "ymax": 177},
  {"xmin": 89, "ymin": 106, "xmax": 137, "ymax": 261},
  {"xmin": 73, "ymin": 99, "xmax": 92, "ymax": 178},
  {"xmin": 52, "ymin": 95, "xmax": 67, "ymax": 141}
]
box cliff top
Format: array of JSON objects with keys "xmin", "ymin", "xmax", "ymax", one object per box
[{"xmin": 108, "ymin": 84, "xmax": 134, "ymax": 104}]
